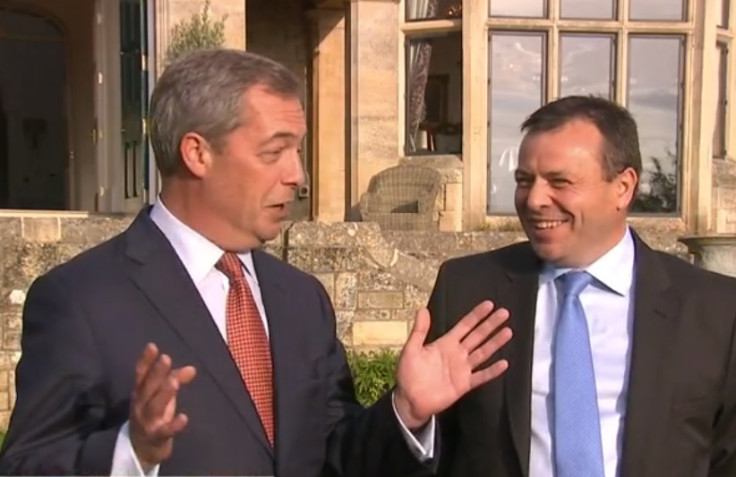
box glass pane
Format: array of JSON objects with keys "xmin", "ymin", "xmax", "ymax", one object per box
[
  {"xmin": 488, "ymin": 33, "xmax": 545, "ymax": 214},
  {"xmin": 714, "ymin": 43, "xmax": 728, "ymax": 158},
  {"xmin": 628, "ymin": 36, "xmax": 683, "ymax": 213},
  {"xmin": 560, "ymin": 0, "xmax": 615, "ymax": 19},
  {"xmin": 560, "ymin": 35, "xmax": 614, "ymax": 99},
  {"xmin": 407, "ymin": 0, "xmax": 462, "ymax": 20},
  {"xmin": 490, "ymin": 0, "xmax": 547, "ymax": 18},
  {"xmin": 629, "ymin": 0, "xmax": 685, "ymax": 21},
  {"xmin": 717, "ymin": 0, "xmax": 729, "ymax": 28},
  {"xmin": 405, "ymin": 32, "xmax": 463, "ymax": 155}
]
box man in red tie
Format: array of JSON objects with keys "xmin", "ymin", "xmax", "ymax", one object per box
[{"xmin": 0, "ymin": 49, "xmax": 512, "ymax": 476}]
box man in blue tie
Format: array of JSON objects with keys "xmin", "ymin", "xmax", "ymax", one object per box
[{"xmin": 425, "ymin": 95, "xmax": 736, "ymax": 477}]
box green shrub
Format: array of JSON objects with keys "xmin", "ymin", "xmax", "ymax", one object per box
[
  {"xmin": 165, "ymin": 0, "xmax": 226, "ymax": 65},
  {"xmin": 346, "ymin": 349, "xmax": 400, "ymax": 406}
]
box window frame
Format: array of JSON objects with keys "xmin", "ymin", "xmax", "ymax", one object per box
[{"xmin": 400, "ymin": 0, "xmax": 706, "ymax": 228}]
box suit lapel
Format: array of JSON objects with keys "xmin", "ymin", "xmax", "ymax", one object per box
[
  {"xmin": 252, "ymin": 250, "xmax": 306, "ymax": 462},
  {"xmin": 123, "ymin": 209, "xmax": 273, "ymax": 455},
  {"xmin": 619, "ymin": 235, "xmax": 681, "ymax": 477},
  {"xmin": 497, "ymin": 247, "xmax": 541, "ymax": 477}
]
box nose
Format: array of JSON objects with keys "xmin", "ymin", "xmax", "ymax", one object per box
[
  {"xmin": 521, "ymin": 179, "xmax": 552, "ymax": 212},
  {"xmin": 282, "ymin": 148, "xmax": 306, "ymax": 188}
]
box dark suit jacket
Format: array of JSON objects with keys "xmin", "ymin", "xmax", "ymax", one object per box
[
  {"xmin": 0, "ymin": 208, "xmax": 435, "ymax": 476},
  {"xmin": 427, "ymin": 233, "xmax": 736, "ymax": 477}
]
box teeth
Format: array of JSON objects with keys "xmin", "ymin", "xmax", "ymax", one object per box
[{"xmin": 534, "ymin": 220, "xmax": 565, "ymax": 229}]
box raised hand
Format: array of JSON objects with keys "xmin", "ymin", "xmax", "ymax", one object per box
[
  {"xmin": 393, "ymin": 301, "xmax": 512, "ymax": 429},
  {"xmin": 129, "ymin": 343, "xmax": 197, "ymax": 471}
]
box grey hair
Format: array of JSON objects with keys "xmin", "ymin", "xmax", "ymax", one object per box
[{"xmin": 149, "ymin": 48, "xmax": 301, "ymax": 177}]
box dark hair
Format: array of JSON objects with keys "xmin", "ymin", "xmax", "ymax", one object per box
[
  {"xmin": 520, "ymin": 95, "xmax": 642, "ymax": 183},
  {"xmin": 149, "ymin": 49, "xmax": 301, "ymax": 177}
]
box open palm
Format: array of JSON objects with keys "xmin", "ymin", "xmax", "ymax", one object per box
[{"xmin": 394, "ymin": 301, "xmax": 512, "ymax": 428}]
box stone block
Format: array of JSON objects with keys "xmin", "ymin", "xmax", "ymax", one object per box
[
  {"xmin": 2, "ymin": 311, "xmax": 21, "ymax": 331},
  {"xmin": 391, "ymin": 308, "xmax": 416, "ymax": 322},
  {"xmin": 1, "ymin": 243, "xmax": 60, "ymax": 289},
  {"xmin": 334, "ymin": 273, "xmax": 357, "ymax": 310},
  {"xmin": 356, "ymin": 270, "xmax": 403, "ymax": 291},
  {"xmin": 444, "ymin": 182, "xmax": 463, "ymax": 212},
  {"xmin": 354, "ymin": 309, "xmax": 392, "ymax": 322},
  {"xmin": 60, "ymin": 216, "xmax": 131, "ymax": 244},
  {"xmin": 353, "ymin": 321, "xmax": 407, "ymax": 347},
  {"xmin": 335, "ymin": 311, "xmax": 353, "ymax": 346},
  {"xmin": 22, "ymin": 217, "xmax": 61, "ymax": 243},
  {"xmin": 0, "ymin": 371, "xmax": 8, "ymax": 392},
  {"xmin": 358, "ymin": 291, "xmax": 403, "ymax": 309},
  {"xmin": 0, "ymin": 218, "xmax": 22, "ymax": 242},
  {"xmin": 3, "ymin": 330, "xmax": 19, "ymax": 350},
  {"xmin": 0, "ymin": 411, "xmax": 9, "ymax": 431}
]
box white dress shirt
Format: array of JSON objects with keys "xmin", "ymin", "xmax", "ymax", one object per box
[
  {"xmin": 529, "ymin": 228, "xmax": 636, "ymax": 477},
  {"xmin": 110, "ymin": 199, "xmax": 435, "ymax": 475}
]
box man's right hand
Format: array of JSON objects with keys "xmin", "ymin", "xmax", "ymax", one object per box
[{"xmin": 129, "ymin": 343, "xmax": 197, "ymax": 471}]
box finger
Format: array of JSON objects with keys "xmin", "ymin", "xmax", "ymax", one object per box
[
  {"xmin": 172, "ymin": 366, "xmax": 197, "ymax": 385},
  {"xmin": 146, "ymin": 413, "xmax": 189, "ymax": 444},
  {"xmin": 135, "ymin": 343, "xmax": 159, "ymax": 388},
  {"xmin": 461, "ymin": 308, "xmax": 510, "ymax": 352},
  {"xmin": 136, "ymin": 353, "xmax": 173, "ymax": 406},
  {"xmin": 468, "ymin": 327, "xmax": 513, "ymax": 369},
  {"xmin": 446, "ymin": 301, "xmax": 495, "ymax": 341},
  {"xmin": 141, "ymin": 374, "xmax": 180, "ymax": 423},
  {"xmin": 469, "ymin": 359, "xmax": 510, "ymax": 389},
  {"xmin": 405, "ymin": 308, "xmax": 431, "ymax": 351}
]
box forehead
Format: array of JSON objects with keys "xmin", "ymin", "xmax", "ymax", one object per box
[
  {"xmin": 519, "ymin": 119, "xmax": 604, "ymax": 172},
  {"xmin": 239, "ymin": 86, "xmax": 306, "ymax": 138}
]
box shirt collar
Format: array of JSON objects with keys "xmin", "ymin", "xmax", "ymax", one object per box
[
  {"xmin": 149, "ymin": 198, "xmax": 257, "ymax": 285},
  {"xmin": 540, "ymin": 226, "xmax": 635, "ymax": 296}
]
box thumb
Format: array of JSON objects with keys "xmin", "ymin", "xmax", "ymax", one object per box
[{"xmin": 406, "ymin": 308, "xmax": 432, "ymax": 350}]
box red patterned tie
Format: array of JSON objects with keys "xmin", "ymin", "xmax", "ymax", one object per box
[{"xmin": 216, "ymin": 252, "xmax": 274, "ymax": 446}]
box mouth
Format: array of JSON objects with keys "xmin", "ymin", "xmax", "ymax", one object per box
[{"xmin": 530, "ymin": 219, "xmax": 568, "ymax": 230}]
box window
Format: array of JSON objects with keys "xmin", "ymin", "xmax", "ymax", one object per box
[
  {"xmin": 486, "ymin": 0, "xmax": 689, "ymax": 214},
  {"xmin": 714, "ymin": 42, "xmax": 728, "ymax": 159},
  {"xmin": 404, "ymin": 1, "xmax": 462, "ymax": 155}
]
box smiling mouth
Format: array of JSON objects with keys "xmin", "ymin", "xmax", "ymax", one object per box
[{"xmin": 530, "ymin": 219, "xmax": 568, "ymax": 230}]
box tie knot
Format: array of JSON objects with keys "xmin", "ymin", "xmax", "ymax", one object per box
[
  {"xmin": 216, "ymin": 252, "xmax": 244, "ymax": 282},
  {"xmin": 557, "ymin": 270, "xmax": 592, "ymax": 298}
]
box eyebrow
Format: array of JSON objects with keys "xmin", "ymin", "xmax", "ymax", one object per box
[{"xmin": 258, "ymin": 132, "xmax": 299, "ymax": 147}]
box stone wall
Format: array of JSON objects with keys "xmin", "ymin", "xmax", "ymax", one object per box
[{"xmin": 0, "ymin": 213, "xmax": 690, "ymax": 429}]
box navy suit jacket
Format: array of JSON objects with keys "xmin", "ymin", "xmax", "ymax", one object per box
[{"xmin": 0, "ymin": 208, "xmax": 435, "ymax": 476}]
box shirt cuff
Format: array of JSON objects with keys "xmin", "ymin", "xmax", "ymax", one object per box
[
  {"xmin": 391, "ymin": 390, "xmax": 436, "ymax": 461},
  {"xmin": 110, "ymin": 421, "xmax": 161, "ymax": 476}
]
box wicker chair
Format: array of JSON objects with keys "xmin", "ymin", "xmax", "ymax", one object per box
[{"xmin": 359, "ymin": 165, "xmax": 442, "ymax": 230}]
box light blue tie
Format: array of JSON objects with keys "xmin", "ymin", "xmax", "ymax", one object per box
[{"xmin": 553, "ymin": 271, "xmax": 605, "ymax": 477}]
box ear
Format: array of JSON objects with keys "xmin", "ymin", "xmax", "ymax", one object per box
[
  {"xmin": 615, "ymin": 167, "xmax": 638, "ymax": 210},
  {"xmin": 179, "ymin": 132, "xmax": 214, "ymax": 179}
]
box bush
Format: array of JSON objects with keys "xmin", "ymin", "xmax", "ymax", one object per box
[
  {"xmin": 346, "ymin": 349, "xmax": 400, "ymax": 406},
  {"xmin": 165, "ymin": 0, "xmax": 226, "ymax": 65}
]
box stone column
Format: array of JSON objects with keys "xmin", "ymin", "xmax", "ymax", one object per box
[
  {"xmin": 348, "ymin": 0, "xmax": 401, "ymax": 218},
  {"xmin": 679, "ymin": 235, "xmax": 736, "ymax": 277},
  {"xmin": 308, "ymin": 7, "xmax": 347, "ymax": 222}
]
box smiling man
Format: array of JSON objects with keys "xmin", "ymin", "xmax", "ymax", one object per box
[{"xmin": 426, "ymin": 95, "xmax": 736, "ymax": 477}]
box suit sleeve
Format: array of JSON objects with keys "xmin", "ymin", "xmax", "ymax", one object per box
[
  {"xmin": 314, "ymin": 280, "xmax": 437, "ymax": 477},
  {"xmin": 0, "ymin": 272, "xmax": 119, "ymax": 475},
  {"xmin": 710, "ymin": 310, "xmax": 736, "ymax": 476}
]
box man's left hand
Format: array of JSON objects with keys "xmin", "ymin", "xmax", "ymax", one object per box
[{"xmin": 393, "ymin": 300, "xmax": 512, "ymax": 430}]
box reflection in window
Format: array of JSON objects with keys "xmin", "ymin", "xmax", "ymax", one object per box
[
  {"xmin": 629, "ymin": 0, "xmax": 685, "ymax": 21},
  {"xmin": 560, "ymin": 34, "xmax": 614, "ymax": 99},
  {"xmin": 405, "ymin": 32, "xmax": 463, "ymax": 155},
  {"xmin": 490, "ymin": 0, "xmax": 547, "ymax": 18},
  {"xmin": 488, "ymin": 33, "xmax": 545, "ymax": 214},
  {"xmin": 714, "ymin": 43, "xmax": 728, "ymax": 159},
  {"xmin": 627, "ymin": 36, "xmax": 683, "ymax": 213},
  {"xmin": 406, "ymin": 0, "xmax": 462, "ymax": 21},
  {"xmin": 560, "ymin": 0, "xmax": 615, "ymax": 20}
]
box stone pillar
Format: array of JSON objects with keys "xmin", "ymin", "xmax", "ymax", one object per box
[
  {"xmin": 309, "ymin": 7, "xmax": 347, "ymax": 222},
  {"xmin": 679, "ymin": 235, "xmax": 736, "ymax": 277},
  {"xmin": 348, "ymin": 0, "xmax": 401, "ymax": 218}
]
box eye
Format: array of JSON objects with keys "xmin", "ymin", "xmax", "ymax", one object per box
[
  {"xmin": 515, "ymin": 176, "xmax": 532, "ymax": 188},
  {"xmin": 549, "ymin": 178, "xmax": 570, "ymax": 188}
]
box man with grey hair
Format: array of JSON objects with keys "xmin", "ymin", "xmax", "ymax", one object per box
[{"xmin": 0, "ymin": 49, "xmax": 512, "ymax": 476}]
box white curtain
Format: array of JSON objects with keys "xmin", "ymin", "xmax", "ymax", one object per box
[{"xmin": 406, "ymin": 0, "xmax": 435, "ymax": 151}]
